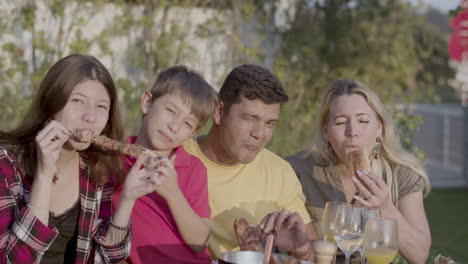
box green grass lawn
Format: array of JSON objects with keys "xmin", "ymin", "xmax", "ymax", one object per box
[{"xmin": 425, "ymin": 188, "xmax": 468, "ymax": 264}]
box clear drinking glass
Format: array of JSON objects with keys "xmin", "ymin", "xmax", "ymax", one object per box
[
  {"xmin": 333, "ymin": 204, "xmax": 366, "ymax": 264},
  {"xmin": 362, "ymin": 218, "xmax": 398, "ymax": 264},
  {"xmin": 357, "ymin": 208, "xmax": 380, "ymax": 264},
  {"xmin": 321, "ymin": 201, "xmax": 344, "ymax": 264},
  {"xmin": 321, "ymin": 201, "xmax": 344, "ymax": 243}
]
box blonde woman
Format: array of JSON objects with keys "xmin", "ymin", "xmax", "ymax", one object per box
[{"xmin": 260, "ymin": 79, "xmax": 431, "ymax": 264}]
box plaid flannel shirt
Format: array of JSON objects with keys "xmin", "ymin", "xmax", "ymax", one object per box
[{"xmin": 0, "ymin": 146, "xmax": 131, "ymax": 264}]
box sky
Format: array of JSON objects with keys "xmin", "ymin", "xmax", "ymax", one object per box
[{"xmin": 408, "ymin": 0, "xmax": 459, "ymax": 12}]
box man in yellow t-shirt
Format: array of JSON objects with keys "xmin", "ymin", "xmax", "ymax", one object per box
[{"xmin": 183, "ymin": 64, "xmax": 320, "ymax": 259}]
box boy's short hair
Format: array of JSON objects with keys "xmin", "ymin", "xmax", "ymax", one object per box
[
  {"xmin": 219, "ymin": 64, "xmax": 288, "ymax": 111},
  {"xmin": 149, "ymin": 65, "xmax": 218, "ymax": 128}
]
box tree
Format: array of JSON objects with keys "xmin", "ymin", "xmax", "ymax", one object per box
[
  {"xmin": 0, "ymin": 0, "xmax": 102, "ymax": 130},
  {"xmin": 0, "ymin": 0, "xmax": 206, "ymax": 134},
  {"xmin": 0, "ymin": 0, "xmax": 454, "ymax": 161},
  {"xmin": 268, "ymin": 0, "xmax": 454, "ymax": 156}
]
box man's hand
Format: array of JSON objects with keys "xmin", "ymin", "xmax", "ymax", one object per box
[{"xmin": 259, "ymin": 209, "xmax": 309, "ymax": 253}]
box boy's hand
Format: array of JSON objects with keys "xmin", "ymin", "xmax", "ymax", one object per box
[
  {"xmin": 153, "ymin": 154, "xmax": 181, "ymax": 200},
  {"xmin": 120, "ymin": 155, "xmax": 165, "ymax": 203}
]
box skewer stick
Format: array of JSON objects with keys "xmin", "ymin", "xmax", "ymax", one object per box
[
  {"xmin": 263, "ymin": 234, "xmax": 274, "ymax": 264},
  {"xmin": 72, "ymin": 130, "xmax": 161, "ymax": 159}
]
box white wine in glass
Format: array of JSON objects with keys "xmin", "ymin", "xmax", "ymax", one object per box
[
  {"xmin": 334, "ymin": 232, "xmax": 364, "ymax": 253},
  {"xmin": 363, "ymin": 218, "xmax": 398, "ymax": 264},
  {"xmin": 333, "ymin": 204, "xmax": 366, "ymax": 264}
]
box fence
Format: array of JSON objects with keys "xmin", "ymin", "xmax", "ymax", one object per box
[{"xmin": 404, "ymin": 104, "xmax": 467, "ymax": 188}]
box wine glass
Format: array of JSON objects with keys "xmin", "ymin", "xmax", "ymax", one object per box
[
  {"xmin": 362, "ymin": 218, "xmax": 398, "ymax": 264},
  {"xmin": 357, "ymin": 208, "xmax": 380, "ymax": 264},
  {"xmin": 321, "ymin": 201, "xmax": 343, "ymax": 264},
  {"xmin": 333, "ymin": 204, "xmax": 366, "ymax": 264},
  {"xmin": 321, "ymin": 201, "xmax": 344, "ymax": 243}
]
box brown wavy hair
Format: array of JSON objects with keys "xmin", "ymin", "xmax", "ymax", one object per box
[
  {"xmin": 219, "ymin": 64, "xmax": 289, "ymax": 111},
  {"xmin": 0, "ymin": 54, "xmax": 124, "ymax": 187}
]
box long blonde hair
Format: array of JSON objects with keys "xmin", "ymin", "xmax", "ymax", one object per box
[{"xmin": 311, "ymin": 79, "xmax": 430, "ymax": 204}]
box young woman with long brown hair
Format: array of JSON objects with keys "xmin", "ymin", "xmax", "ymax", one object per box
[{"xmin": 0, "ymin": 54, "xmax": 161, "ymax": 264}]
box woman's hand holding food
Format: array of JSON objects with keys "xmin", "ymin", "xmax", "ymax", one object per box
[
  {"xmin": 34, "ymin": 120, "xmax": 72, "ymax": 180},
  {"xmin": 352, "ymin": 170, "xmax": 393, "ymax": 210},
  {"xmin": 29, "ymin": 121, "xmax": 71, "ymax": 222}
]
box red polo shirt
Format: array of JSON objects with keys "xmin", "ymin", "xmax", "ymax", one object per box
[{"xmin": 112, "ymin": 136, "xmax": 212, "ymax": 264}]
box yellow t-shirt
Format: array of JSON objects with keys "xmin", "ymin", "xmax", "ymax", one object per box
[{"xmin": 183, "ymin": 138, "xmax": 311, "ymax": 259}]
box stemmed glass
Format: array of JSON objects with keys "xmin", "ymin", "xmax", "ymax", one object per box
[
  {"xmin": 321, "ymin": 201, "xmax": 343, "ymax": 264},
  {"xmin": 333, "ymin": 204, "xmax": 366, "ymax": 264},
  {"xmin": 357, "ymin": 208, "xmax": 380, "ymax": 264},
  {"xmin": 362, "ymin": 218, "xmax": 399, "ymax": 264},
  {"xmin": 321, "ymin": 201, "xmax": 343, "ymax": 243}
]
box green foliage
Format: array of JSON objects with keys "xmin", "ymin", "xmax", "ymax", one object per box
[
  {"xmin": 195, "ymin": 16, "xmax": 226, "ymax": 38},
  {"xmin": 49, "ymin": 0, "xmax": 66, "ymax": 17},
  {"xmin": 269, "ymin": 0, "xmax": 454, "ymax": 156},
  {"xmin": 0, "ymin": 0, "xmax": 202, "ymax": 135},
  {"xmin": 0, "ymin": 0, "xmax": 454, "ymax": 157},
  {"xmin": 413, "ymin": 17, "xmax": 457, "ymax": 103},
  {"xmin": 393, "ymin": 111, "xmax": 426, "ymax": 161},
  {"xmin": 68, "ymin": 29, "xmax": 92, "ymax": 54},
  {"xmin": 116, "ymin": 78, "xmax": 147, "ymax": 135},
  {"xmin": 0, "ymin": 39, "xmax": 31, "ymax": 130},
  {"xmin": 0, "ymin": 0, "xmax": 103, "ymax": 131},
  {"xmin": 16, "ymin": 2, "xmax": 36, "ymax": 28},
  {"xmin": 0, "ymin": 4, "xmax": 462, "ymax": 264}
]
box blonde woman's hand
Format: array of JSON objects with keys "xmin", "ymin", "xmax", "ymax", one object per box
[
  {"xmin": 34, "ymin": 120, "xmax": 72, "ymax": 180},
  {"xmin": 120, "ymin": 155, "xmax": 165, "ymax": 203},
  {"xmin": 352, "ymin": 170, "xmax": 392, "ymax": 210}
]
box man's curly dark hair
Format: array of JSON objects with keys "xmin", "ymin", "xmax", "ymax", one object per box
[{"xmin": 219, "ymin": 64, "xmax": 289, "ymax": 111}]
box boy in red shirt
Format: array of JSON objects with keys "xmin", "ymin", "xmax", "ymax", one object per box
[{"xmin": 113, "ymin": 66, "xmax": 218, "ymax": 264}]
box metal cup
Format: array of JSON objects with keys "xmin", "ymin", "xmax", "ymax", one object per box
[{"xmin": 217, "ymin": 251, "xmax": 314, "ymax": 264}]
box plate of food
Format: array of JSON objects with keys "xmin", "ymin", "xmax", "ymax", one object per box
[{"xmin": 216, "ymin": 218, "xmax": 314, "ymax": 264}]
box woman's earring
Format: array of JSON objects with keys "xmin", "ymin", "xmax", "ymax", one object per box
[{"xmin": 373, "ymin": 138, "xmax": 382, "ymax": 159}]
